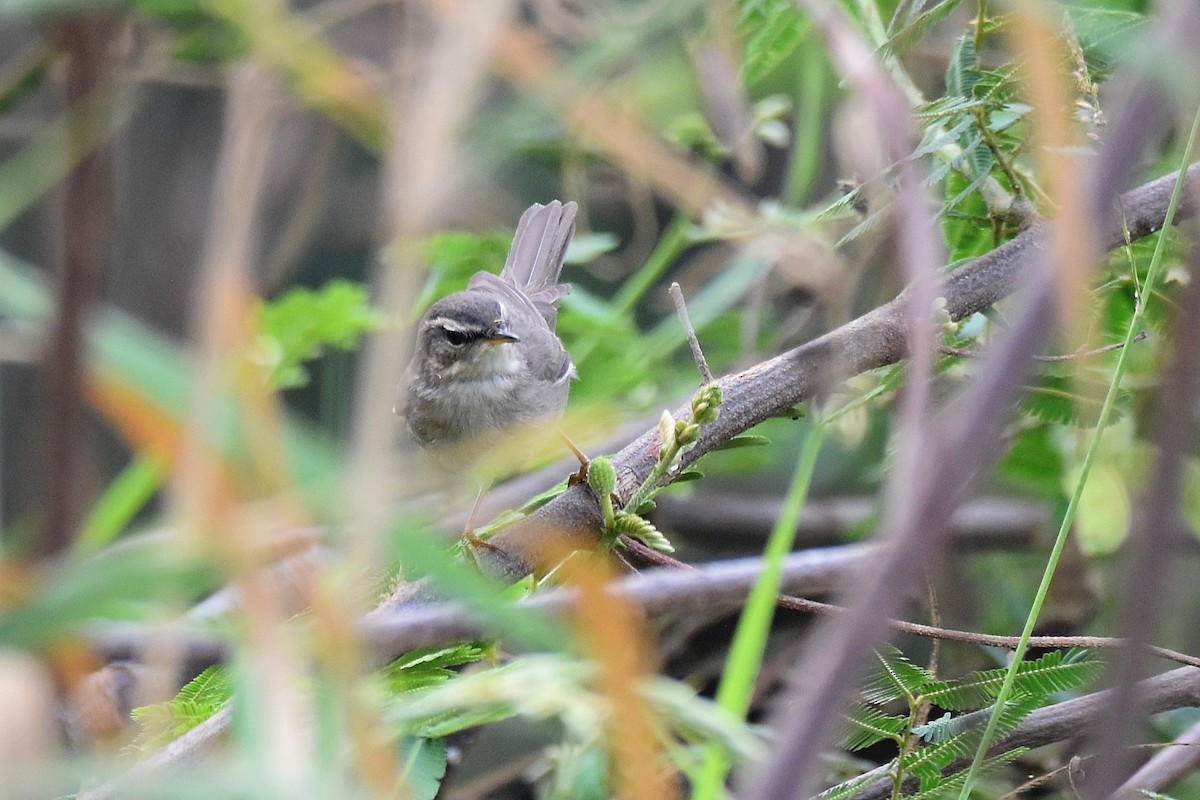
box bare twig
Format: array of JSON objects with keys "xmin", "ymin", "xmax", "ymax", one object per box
[
  {"xmin": 936, "ymin": 332, "xmax": 1147, "ymax": 363},
  {"xmin": 1112, "ymin": 718, "xmax": 1200, "ymax": 800},
  {"xmin": 669, "ymin": 282, "xmax": 714, "ymax": 384},
  {"xmin": 770, "ymin": 594, "xmax": 1200, "ymax": 669}
]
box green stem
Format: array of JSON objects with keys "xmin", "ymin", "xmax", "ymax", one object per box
[
  {"xmin": 974, "ymin": 0, "xmax": 987, "ymax": 53},
  {"xmin": 784, "ymin": 33, "xmax": 828, "ymax": 205},
  {"xmin": 971, "ymin": 106, "xmax": 1024, "ymax": 198},
  {"xmin": 691, "ymin": 423, "xmax": 827, "ymax": 800},
  {"xmin": 955, "ymin": 105, "xmax": 1200, "ymax": 800},
  {"xmin": 624, "ymin": 444, "xmax": 678, "ymax": 516},
  {"xmin": 890, "ymin": 702, "xmax": 921, "ymax": 800}
]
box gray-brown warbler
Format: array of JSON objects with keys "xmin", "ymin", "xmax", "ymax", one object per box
[{"xmin": 398, "ymin": 200, "xmax": 578, "ymax": 475}]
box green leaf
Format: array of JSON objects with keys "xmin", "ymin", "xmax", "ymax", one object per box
[
  {"xmin": 380, "ymin": 643, "xmax": 491, "ymax": 694},
  {"xmin": 644, "ymin": 678, "xmax": 764, "ymax": 763},
  {"xmin": 1018, "ymin": 373, "xmax": 1129, "ymax": 428},
  {"xmin": 383, "ymin": 522, "xmax": 570, "ymax": 651},
  {"xmin": 913, "ymin": 694, "xmax": 1042, "ymax": 747},
  {"xmin": 942, "ymin": 173, "xmax": 994, "ymax": 264},
  {"xmin": 904, "ymin": 748, "xmax": 1027, "ymax": 800},
  {"xmin": 1065, "ymin": 6, "xmax": 1147, "ymax": 63},
  {"xmin": 737, "ymin": 0, "xmax": 812, "ymax": 85},
  {"xmin": 998, "ymin": 423, "xmax": 1065, "ymax": 499},
  {"xmin": 613, "ymin": 511, "xmax": 675, "ymax": 553},
  {"xmin": 811, "ymin": 771, "xmax": 886, "ymax": 800},
  {"xmin": 544, "ymin": 743, "xmax": 610, "ymax": 800},
  {"xmin": 0, "ymin": 538, "xmax": 219, "ymax": 649},
  {"xmin": 861, "ymin": 647, "xmax": 933, "ymax": 704},
  {"xmin": 919, "ymin": 650, "xmax": 1101, "ymax": 710},
  {"xmin": 839, "ymin": 703, "xmax": 908, "ymax": 751},
  {"xmin": 76, "ymin": 454, "xmax": 166, "ymax": 553},
  {"xmin": 397, "ymin": 736, "xmax": 448, "ymax": 800},
  {"xmin": 132, "ymin": 665, "xmax": 233, "ymax": 750},
  {"xmin": 257, "ymin": 279, "xmax": 381, "ymax": 390},
  {"xmin": 564, "ymin": 232, "xmax": 620, "ymax": 264},
  {"xmin": 880, "ymin": 0, "xmax": 967, "ymax": 58},
  {"xmin": 945, "ymin": 35, "xmax": 981, "ymax": 99},
  {"xmin": 900, "ymin": 735, "xmax": 960, "ymax": 790}
]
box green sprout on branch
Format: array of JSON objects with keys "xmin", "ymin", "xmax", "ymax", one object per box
[{"xmin": 589, "ymin": 383, "xmax": 723, "ymax": 553}]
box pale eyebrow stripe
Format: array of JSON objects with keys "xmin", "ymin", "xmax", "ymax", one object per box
[{"xmin": 425, "ymin": 317, "xmax": 472, "ymax": 332}]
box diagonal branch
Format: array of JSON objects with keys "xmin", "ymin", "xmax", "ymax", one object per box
[{"xmin": 478, "ymin": 162, "xmax": 1200, "ymax": 580}]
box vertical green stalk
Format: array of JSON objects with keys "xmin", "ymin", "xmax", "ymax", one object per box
[
  {"xmin": 956, "ymin": 106, "xmax": 1200, "ymax": 800},
  {"xmin": 785, "ymin": 34, "xmax": 828, "ymax": 206},
  {"xmin": 974, "ymin": 0, "xmax": 988, "ymax": 52},
  {"xmin": 691, "ymin": 423, "xmax": 827, "ymax": 800}
]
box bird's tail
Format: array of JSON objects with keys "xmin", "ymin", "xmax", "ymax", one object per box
[{"xmin": 499, "ymin": 200, "xmax": 577, "ymax": 319}]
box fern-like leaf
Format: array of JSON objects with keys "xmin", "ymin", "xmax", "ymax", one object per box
[
  {"xmin": 839, "ymin": 703, "xmax": 908, "ymax": 751},
  {"xmin": 945, "ymin": 35, "xmax": 981, "ymax": 99},
  {"xmin": 811, "ymin": 769, "xmax": 886, "ymax": 800},
  {"xmin": 880, "ymin": 0, "xmax": 967, "ymax": 58},
  {"xmin": 131, "ymin": 665, "xmax": 233, "ymax": 750},
  {"xmin": 900, "ymin": 735, "xmax": 961, "ymax": 791},
  {"xmin": 904, "ymin": 748, "xmax": 1028, "ymax": 800},
  {"xmin": 913, "ymin": 694, "xmax": 1043, "ymax": 750},
  {"xmin": 920, "ymin": 649, "xmax": 1100, "ymax": 710},
  {"xmin": 861, "ymin": 647, "xmax": 933, "ymax": 704},
  {"xmin": 381, "ymin": 643, "xmax": 490, "ymax": 693},
  {"xmin": 738, "ymin": 0, "xmax": 811, "ymax": 84},
  {"xmin": 1019, "ymin": 374, "xmax": 1130, "ymax": 428}
]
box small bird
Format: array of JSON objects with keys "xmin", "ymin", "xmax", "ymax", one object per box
[{"xmin": 399, "ymin": 200, "xmax": 578, "ymax": 477}]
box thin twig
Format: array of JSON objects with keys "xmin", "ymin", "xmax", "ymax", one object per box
[
  {"xmin": 771, "ymin": 593, "xmax": 1200, "ymax": 668},
  {"xmin": 911, "ymin": 577, "xmax": 940, "ymax": 736},
  {"xmin": 937, "ymin": 331, "xmax": 1146, "ymax": 363},
  {"xmin": 669, "ymin": 282, "xmax": 714, "ymax": 384},
  {"xmin": 633, "ymin": 545, "xmax": 1200, "ymax": 670}
]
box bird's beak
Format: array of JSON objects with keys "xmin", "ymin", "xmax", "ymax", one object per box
[{"xmin": 486, "ymin": 324, "xmax": 520, "ymax": 344}]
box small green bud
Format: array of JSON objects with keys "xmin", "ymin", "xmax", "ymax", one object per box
[
  {"xmin": 658, "ymin": 410, "xmax": 676, "ymax": 454},
  {"xmin": 587, "ymin": 456, "xmax": 617, "ymax": 497},
  {"xmin": 676, "ymin": 422, "xmax": 700, "ymax": 446},
  {"xmin": 693, "ymin": 383, "xmax": 722, "ymax": 425}
]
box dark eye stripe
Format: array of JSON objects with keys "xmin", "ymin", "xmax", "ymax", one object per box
[{"xmin": 441, "ymin": 327, "xmax": 483, "ymax": 346}]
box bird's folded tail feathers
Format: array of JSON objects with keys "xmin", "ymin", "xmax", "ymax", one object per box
[{"xmin": 500, "ymin": 200, "xmax": 577, "ymax": 296}]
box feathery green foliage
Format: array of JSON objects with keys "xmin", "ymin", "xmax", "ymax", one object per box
[
  {"xmin": 825, "ymin": 649, "xmax": 1100, "ymax": 799},
  {"xmin": 132, "ymin": 665, "xmax": 233, "ymax": 751}
]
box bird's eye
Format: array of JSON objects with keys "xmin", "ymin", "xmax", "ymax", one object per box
[{"xmin": 443, "ymin": 329, "xmax": 469, "ymax": 347}]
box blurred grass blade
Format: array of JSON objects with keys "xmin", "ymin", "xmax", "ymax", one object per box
[
  {"xmin": 76, "ymin": 454, "xmax": 167, "ymax": 554},
  {"xmin": 693, "ymin": 423, "xmax": 826, "ymax": 799}
]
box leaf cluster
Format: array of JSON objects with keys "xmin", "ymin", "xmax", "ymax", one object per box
[{"xmin": 822, "ymin": 648, "xmax": 1102, "ymax": 799}]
